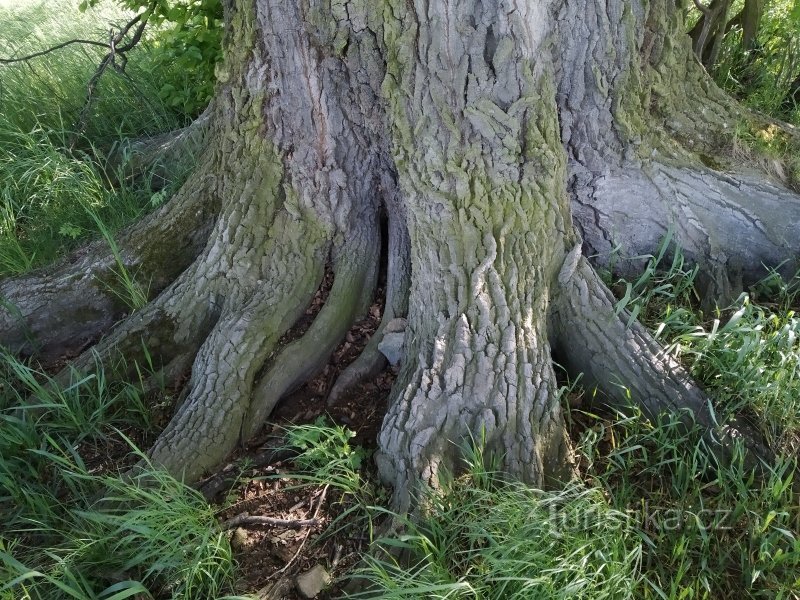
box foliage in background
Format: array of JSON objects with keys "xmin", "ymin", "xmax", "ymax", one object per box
[
  {"xmin": 79, "ymin": 0, "xmax": 223, "ymax": 119},
  {"xmin": 0, "ymin": 0, "xmax": 208, "ymax": 276},
  {"xmin": 689, "ymin": 0, "xmax": 800, "ymax": 122}
]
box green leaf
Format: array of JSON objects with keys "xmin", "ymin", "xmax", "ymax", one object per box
[{"xmin": 791, "ymin": 0, "xmax": 800, "ymax": 23}]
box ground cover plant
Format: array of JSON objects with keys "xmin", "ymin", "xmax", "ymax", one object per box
[{"xmin": 0, "ymin": 0, "xmax": 799, "ymax": 598}]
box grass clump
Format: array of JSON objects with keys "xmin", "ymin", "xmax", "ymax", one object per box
[
  {"xmin": 0, "ymin": 351, "xmax": 242, "ymax": 600},
  {"xmin": 595, "ymin": 238, "xmax": 800, "ymax": 597},
  {"xmin": 578, "ymin": 409, "xmax": 799, "ymax": 599},
  {"xmin": 347, "ymin": 444, "xmax": 642, "ymax": 599},
  {"xmin": 613, "ymin": 236, "xmax": 800, "ymax": 451},
  {"xmin": 274, "ymin": 417, "xmax": 387, "ymax": 548}
]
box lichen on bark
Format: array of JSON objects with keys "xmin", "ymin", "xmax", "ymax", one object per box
[{"xmin": 1, "ymin": 0, "xmax": 797, "ymax": 505}]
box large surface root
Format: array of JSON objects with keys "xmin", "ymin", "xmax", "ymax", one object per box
[
  {"xmin": 0, "ymin": 167, "xmax": 220, "ymax": 360},
  {"xmin": 242, "ymin": 232, "xmax": 380, "ymax": 440},
  {"xmin": 552, "ymin": 247, "xmax": 773, "ymax": 473},
  {"xmin": 573, "ymin": 161, "xmax": 800, "ymax": 305},
  {"xmin": 144, "ymin": 241, "xmax": 326, "ymax": 482}
]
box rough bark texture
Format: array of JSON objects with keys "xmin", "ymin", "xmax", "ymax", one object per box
[
  {"xmin": 556, "ymin": 0, "xmax": 800, "ymax": 302},
  {"xmin": 1, "ymin": 0, "xmax": 798, "ymax": 504},
  {"xmin": 373, "ymin": 0, "xmax": 576, "ymax": 508}
]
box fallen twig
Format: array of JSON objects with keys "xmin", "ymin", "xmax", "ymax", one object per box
[
  {"xmin": 270, "ymin": 484, "xmax": 330, "ymax": 579},
  {"xmin": 221, "ymin": 514, "xmax": 320, "ymax": 530}
]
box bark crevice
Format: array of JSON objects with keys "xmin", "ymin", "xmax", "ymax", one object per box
[
  {"xmin": 242, "ymin": 226, "xmax": 381, "ymax": 440},
  {"xmin": 328, "ymin": 187, "xmax": 411, "ymax": 406}
]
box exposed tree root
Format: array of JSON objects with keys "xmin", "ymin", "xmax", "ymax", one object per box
[
  {"xmin": 574, "ymin": 161, "xmax": 800, "ymax": 305},
  {"xmin": 328, "ymin": 204, "xmax": 411, "ymax": 406},
  {"xmin": 145, "ymin": 242, "xmax": 325, "ymax": 482},
  {"xmin": 242, "ymin": 231, "xmax": 380, "ymax": 440},
  {"xmin": 105, "ymin": 105, "xmax": 212, "ymax": 190},
  {"xmin": 0, "ymin": 165, "xmax": 220, "ymax": 361},
  {"xmin": 552, "ymin": 247, "xmax": 773, "ymax": 474}
]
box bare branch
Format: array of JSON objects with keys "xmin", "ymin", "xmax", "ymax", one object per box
[
  {"xmin": 0, "ymin": 39, "xmax": 110, "ymax": 64},
  {"xmin": 221, "ymin": 514, "xmax": 321, "ymax": 530},
  {"xmin": 692, "ymin": 0, "xmax": 712, "ymax": 16},
  {"xmin": 68, "ymin": 9, "xmax": 152, "ymax": 149}
]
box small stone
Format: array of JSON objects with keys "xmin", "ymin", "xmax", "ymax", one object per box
[
  {"xmin": 230, "ymin": 527, "xmax": 248, "ymax": 550},
  {"xmin": 296, "ymin": 564, "xmax": 331, "ymax": 598},
  {"xmin": 384, "ymin": 317, "xmax": 407, "ymax": 333},
  {"xmin": 378, "ymin": 331, "xmax": 405, "ymax": 366}
]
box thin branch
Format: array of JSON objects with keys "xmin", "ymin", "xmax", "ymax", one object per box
[
  {"xmin": 68, "ymin": 8, "xmax": 152, "ymax": 149},
  {"xmin": 112, "ymin": 11, "xmax": 144, "ymax": 46},
  {"xmin": 693, "ymin": 0, "xmax": 712, "ymax": 16},
  {"xmin": 0, "ymin": 39, "xmax": 110, "ymax": 64},
  {"xmin": 221, "ymin": 514, "xmax": 321, "ymax": 530},
  {"xmin": 116, "ymin": 14, "xmax": 148, "ymax": 53},
  {"xmin": 0, "ymin": 5, "xmax": 154, "ymax": 149}
]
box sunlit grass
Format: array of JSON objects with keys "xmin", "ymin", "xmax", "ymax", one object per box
[
  {"xmin": 0, "ymin": 0, "xmax": 189, "ymax": 276},
  {"xmin": 0, "ymin": 351, "xmax": 244, "ymax": 599}
]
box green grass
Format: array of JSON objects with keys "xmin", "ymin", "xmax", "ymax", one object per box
[
  {"xmin": 0, "ymin": 0, "xmax": 193, "ymax": 277},
  {"xmin": 273, "ymin": 425, "xmax": 642, "ymax": 599},
  {"xmin": 0, "ymin": 0, "xmax": 179, "ymax": 140},
  {"xmin": 0, "ymin": 351, "xmax": 244, "ymax": 600},
  {"xmin": 350, "ymin": 472, "xmax": 642, "ymax": 598},
  {"xmin": 588, "ymin": 239, "xmax": 800, "ymax": 598},
  {"xmin": 577, "ymin": 409, "xmax": 799, "ymax": 599},
  {"xmin": 611, "ymin": 236, "xmax": 800, "ymax": 452}
]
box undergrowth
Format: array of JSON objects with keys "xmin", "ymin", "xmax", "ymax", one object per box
[
  {"xmin": 0, "ymin": 0, "xmax": 197, "ymax": 277},
  {"xmin": 612, "ymin": 235, "xmax": 800, "ymax": 452},
  {"xmin": 0, "ymin": 351, "xmax": 244, "ymax": 600},
  {"xmin": 348, "ymin": 449, "xmax": 642, "ymax": 599},
  {"xmin": 578, "ymin": 409, "xmax": 799, "ymax": 599}
]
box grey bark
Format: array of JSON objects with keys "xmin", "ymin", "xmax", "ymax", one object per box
[
  {"xmin": 0, "ymin": 163, "xmax": 218, "ymax": 361},
  {"xmin": 145, "ymin": 0, "xmax": 391, "ymax": 480},
  {"xmin": 574, "ymin": 162, "xmax": 800, "ymax": 303},
  {"xmin": 373, "ymin": 0, "xmax": 576, "ymax": 510},
  {"xmin": 555, "ymin": 0, "xmax": 800, "ymax": 304},
  {"xmin": 0, "ymin": 0, "xmax": 797, "ymax": 502},
  {"xmin": 328, "ymin": 178, "xmax": 411, "ymax": 405}
]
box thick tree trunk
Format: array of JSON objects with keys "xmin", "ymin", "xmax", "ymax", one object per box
[
  {"xmin": 373, "ymin": 0, "xmax": 577, "ymax": 507},
  {"xmin": 2, "ymin": 0, "xmax": 798, "ymax": 504},
  {"xmin": 557, "ymin": 0, "xmax": 800, "ymax": 302}
]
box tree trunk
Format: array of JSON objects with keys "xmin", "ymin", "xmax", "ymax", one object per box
[
  {"xmin": 741, "ymin": 0, "xmax": 765, "ymax": 51},
  {"xmin": 2, "ymin": 0, "xmax": 798, "ymax": 506}
]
